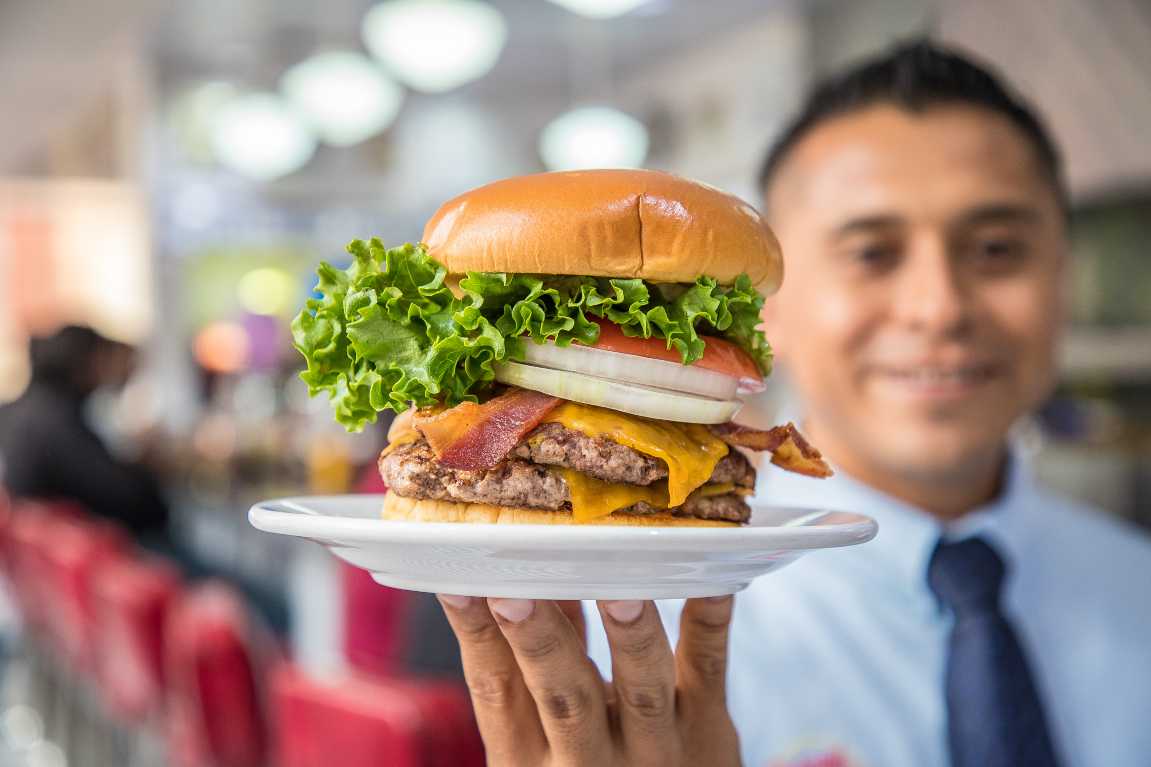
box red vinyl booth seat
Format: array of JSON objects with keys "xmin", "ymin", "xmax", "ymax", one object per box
[
  {"xmin": 6, "ymin": 501, "xmax": 84, "ymax": 631},
  {"xmin": 92, "ymin": 554, "xmax": 182, "ymax": 721},
  {"xmin": 271, "ymin": 662, "xmax": 484, "ymax": 767},
  {"xmin": 41, "ymin": 514, "xmax": 128, "ymax": 673},
  {"xmin": 166, "ymin": 582, "xmax": 271, "ymax": 767}
]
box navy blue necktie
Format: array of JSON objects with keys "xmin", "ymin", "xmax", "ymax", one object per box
[{"xmin": 928, "ymin": 537, "xmax": 1061, "ymax": 767}]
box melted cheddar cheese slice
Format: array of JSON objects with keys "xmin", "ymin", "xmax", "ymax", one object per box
[
  {"xmin": 544, "ymin": 402, "xmax": 728, "ymax": 520},
  {"xmin": 559, "ymin": 469, "xmax": 669, "ymax": 523},
  {"xmin": 380, "ymin": 427, "xmax": 420, "ymax": 457}
]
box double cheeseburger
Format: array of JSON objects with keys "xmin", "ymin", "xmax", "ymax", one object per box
[{"xmin": 293, "ymin": 169, "xmax": 830, "ymax": 527}]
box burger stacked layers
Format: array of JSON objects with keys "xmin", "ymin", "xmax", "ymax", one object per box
[{"xmin": 293, "ymin": 170, "xmax": 831, "ymax": 527}]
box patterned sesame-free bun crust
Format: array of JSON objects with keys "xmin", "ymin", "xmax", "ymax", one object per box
[{"xmin": 422, "ymin": 169, "xmax": 783, "ymax": 295}]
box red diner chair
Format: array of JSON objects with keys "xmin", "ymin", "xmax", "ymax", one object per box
[
  {"xmin": 91, "ymin": 553, "xmax": 183, "ymax": 765},
  {"xmin": 40, "ymin": 514, "xmax": 129, "ymax": 674},
  {"xmin": 5, "ymin": 500, "xmax": 87, "ymax": 634},
  {"xmin": 5, "ymin": 501, "xmax": 68, "ymax": 718},
  {"xmin": 93, "ymin": 554, "xmax": 182, "ymax": 719},
  {"xmin": 0, "ymin": 483, "xmax": 12, "ymax": 568},
  {"xmin": 0, "ymin": 483, "xmax": 12, "ymax": 639},
  {"xmin": 166, "ymin": 581, "xmax": 272, "ymax": 767},
  {"xmin": 8, "ymin": 502, "xmax": 125, "ymax": 753},
  {"xmin": 5, "ymin": 501, "xmax": 51, "ymax": 633},
  {"xmin": 271, "ymin": 663, "xmax": 485, "ymax": 767}
]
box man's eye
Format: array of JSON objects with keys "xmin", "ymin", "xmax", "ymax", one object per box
[
  {"xmin": 848, "ymin": 243, "xmax": 899, "ymax": 270},
  {"xmin": 972, "ymin": 238, "xmax": 1027, "ymax": 272}
]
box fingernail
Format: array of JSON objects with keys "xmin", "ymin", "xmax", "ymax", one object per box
[
  {"xmin": 603, "ymin": 600, "xmax": 644, "ymax": 624},
  {"xmin": 438, "ymin": 594, "xmax": 473, "ymax": 609},
  {"xmin": 489, "ymin": 598, "xmax": 534, "ymax": 623}
]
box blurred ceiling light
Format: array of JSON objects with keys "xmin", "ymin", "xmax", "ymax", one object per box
[
  {"xmin": 2, "ymin": 705, "xmax": 44, "ymax": 749},
  {"xmin": 210, "ymin": 93, "xmax": 317, "ymax": 181},
  {"xmin": 538, "ymin": 106, "xmax": 648, "ymax": 171},
  {"xmin": 170, "ymin": 81, "xmax": 241, "ymax": 163},
  {"xmin": 194, "ymin": 322, "xmax": 250, "ymax": 374},
  {"xmin": 362, "ymin": 0, "xmax": 507, "ymax": 93},
  {"xmin": 25, "ymin": 741, "xmax": 66, "ymax": 767},
  {"xmin": 237, "ymin": 267, "xmax": 297, "ymax": 316},
  {"xmin": 281, "ymin": 50, "xmax": 405, "ymax": 146},
  {"xmin": 545, "ymin": 0, "xmax": 649, "ymax": 19}
]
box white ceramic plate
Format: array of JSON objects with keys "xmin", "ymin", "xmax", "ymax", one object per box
[{"xmin": 249, "ymin": 495, "xmax": 877, "ymax": 600}]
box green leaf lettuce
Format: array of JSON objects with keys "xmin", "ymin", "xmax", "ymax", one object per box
[{"xmin": 293, "ymin": 239, "xmax": 773, "ymax": 431}]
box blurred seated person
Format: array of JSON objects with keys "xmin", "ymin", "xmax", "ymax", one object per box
[{"xmin": 0, "ymin": 325, "xmax": 170, "ymax": 540}]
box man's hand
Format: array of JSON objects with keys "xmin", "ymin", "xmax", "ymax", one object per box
[{"xmin": 438, "ymin": 595, "xmax": 741, "ymax": 767}]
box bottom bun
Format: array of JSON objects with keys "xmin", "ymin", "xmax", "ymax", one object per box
[{"xmin": 381, "ymin": 492, "xmax": 737, "ymax": 527}]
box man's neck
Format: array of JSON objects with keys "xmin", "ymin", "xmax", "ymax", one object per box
[{"xmin": 806, "ymin": 423, "xmax": 1007, "ymax": 522}]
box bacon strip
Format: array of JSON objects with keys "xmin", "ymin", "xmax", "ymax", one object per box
[
  {"xmin": 709, "ymin": 422, "xmax": 833, "ymax": 478},
  {"xmin": 413, "ymin": 388, "xmax": 562, "ymax": 471}
]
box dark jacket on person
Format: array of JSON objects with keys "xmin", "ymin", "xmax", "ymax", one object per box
[{"xmin": 0, "ymin": 379, "xmax": 169, "ymax": 536}]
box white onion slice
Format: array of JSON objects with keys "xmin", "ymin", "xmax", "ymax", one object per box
[
  {"xmin": 519, "ymin": 341, "xmax": 741, "ymax": 401},
  {"xmin": 736, "ymin": 376, "xmax": 768, "ymax": 396},
  {"xmin": 494, "ymin": 361, "xmax": 741, "ymax": 424}
]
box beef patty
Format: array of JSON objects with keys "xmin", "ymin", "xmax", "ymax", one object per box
[
  {"xmin": 380, "ymin": 439, "xmax": 751, "ymax": 523},
  {"xmin": 511, "ymin": 422, "xmax": 755, "ymax": 487}
]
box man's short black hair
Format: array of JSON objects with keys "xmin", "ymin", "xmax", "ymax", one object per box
[
  {"xmin": 29, "ymin": 325, "xmax": 104, "ymax": 386},
  {"xmin": 758, "ymin": 39, "xmax": 1067, "ymax": 207}
]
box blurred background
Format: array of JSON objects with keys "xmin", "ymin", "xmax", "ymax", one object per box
[{"xmin": 0, "ymin": 0, "xmax": 1148, "ymax": 764}]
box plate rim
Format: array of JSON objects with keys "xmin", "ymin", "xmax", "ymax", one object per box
[{"xmin": 248, "ymin": 494, "xmax": 877, "ymax": 551}]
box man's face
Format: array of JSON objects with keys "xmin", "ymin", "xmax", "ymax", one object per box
[
  {"xmin": 762, "ymin": 105, "xmax": 1066, "ymax": 481},
  {"xmin": 93, "ymin": 342, "xmax": 138, "ymax": 392}
]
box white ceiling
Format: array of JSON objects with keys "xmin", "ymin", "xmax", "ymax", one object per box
[
  {"xmin": 937, "ymin": 0, "xmax": 1151, "ymax": 198},
  {"xmin": 0, "ymin": 0, "xmax": 783, "ymax": 173},
  {"xmin": 3, "ymin": 0, "xmax": 1149, "ymax": 202},
  {"xmin": 0, "ymin": 0, "xmax": 163, "ymax": 172}
]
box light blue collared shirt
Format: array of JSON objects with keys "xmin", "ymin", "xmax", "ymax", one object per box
[{"xmin": 588, "ymin": 451, "xmax": 1151, "ymax": 767}]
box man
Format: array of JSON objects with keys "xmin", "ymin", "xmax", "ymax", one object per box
[
  {"xmin": 436, "ymin": 41, "xmax": 1151, "ymax": 766},
  {"xmin": 0, "ymin": 325, "xmax": 170, "ymax": 538}
]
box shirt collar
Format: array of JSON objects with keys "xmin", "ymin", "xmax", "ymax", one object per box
[
  {"xmin": 754, "ymin": 424, "xmax": 1037, "ymax": 604},
  {"xmin": 940, "ymin": 451, "xmax": 1031, "ymax": 576}
]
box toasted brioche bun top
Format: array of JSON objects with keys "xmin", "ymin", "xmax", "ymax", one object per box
[
  {"xmin": 382, "ymin": 492, "xmax": 737, "ymax": 528},
  {"xmin": 422, "ymin": 169, "xmax": 783, "ymax": 295}
]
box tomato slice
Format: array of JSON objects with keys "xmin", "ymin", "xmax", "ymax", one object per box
[{"xmin": 584, "ymin": 319, "xmax": 765, "ymax": 390}]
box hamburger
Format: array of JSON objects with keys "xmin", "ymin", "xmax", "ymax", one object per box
[{"xmin": 293, "ymin": 169, "xmax": 830, "ymax": 527}]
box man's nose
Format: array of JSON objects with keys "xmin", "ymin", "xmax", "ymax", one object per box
[{"xmin": 891, "ymin": 237, "xmax": 974, "ymax": 338}]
